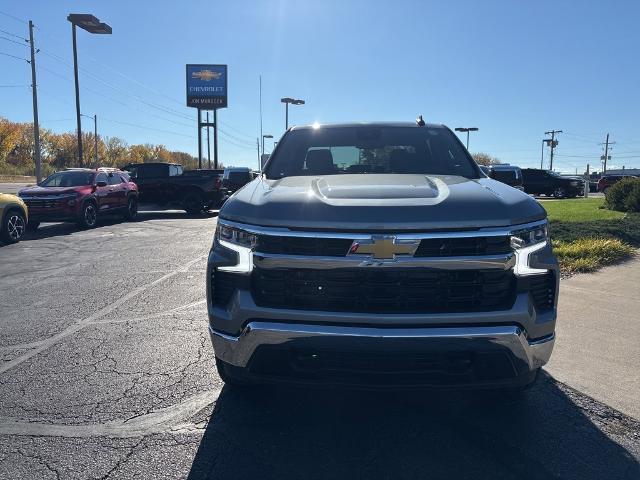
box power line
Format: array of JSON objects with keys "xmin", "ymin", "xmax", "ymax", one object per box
[
  {"xmin": 0, "ymin": 50, "xmax": 28, "ymax": 62},
  {"xmin": 0, "ymin": 84, "xmax": 28, "ymax": 88},
  {"xmin": 0, "ymin": 10, "xmax": 28, "ymax": 24},
  {"xmin": 0, "ymin": 35, "xmax": 28, "ymax": 47},
  {"xmin": 100, "ymin": 117, "xmax": 195, "ymax": 139},
  {"xmin": 32, "ymin": 26, "xmax": 256, "ymax": 139},
  {"xmin": 0, "ymin": 28, "xmax": 26, "ymax": 40}
]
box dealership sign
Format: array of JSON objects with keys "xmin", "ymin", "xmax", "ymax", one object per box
[{"xmin": 186, "ymin": 64, "xmax": 227, "ymax": 109}]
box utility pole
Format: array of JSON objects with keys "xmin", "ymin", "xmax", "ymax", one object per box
[
  {"xmin": 28, "ymin": 21, "xmax": 41, "ymax": 182},
  {"xmin": 93, "ymin": 114, "xmax": 98, "ymax": 165},
  {"xmin": 544, "ymin": 130, "xmax": 562, "ymax": 170},
  {"xmin": 600, "ymin": 133, "xmax": 615, "ymax": 174}
]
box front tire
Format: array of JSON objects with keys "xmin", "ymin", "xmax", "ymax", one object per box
[
  {"xmin": 1, "ymin": 209, "xmax": 26, "ymax": 244},
  {"xmin": 553, "ymin": 187, "xmax": 567, "ymax": 198},
  {"xmin": 124, "ymin": 196, "xmax": 138, "ymax": 221},
  {"xmin": 183, "ymin": 193, "xmax": 204, "ymax": 214},
  {"xmin": 78, "ymin": 202, "xmax": 98, "ymax": 228}
]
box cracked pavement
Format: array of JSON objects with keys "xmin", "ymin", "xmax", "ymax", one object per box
[{"xmin": 0, "ymin": 211, "xmax": 639, "ymax": 479}]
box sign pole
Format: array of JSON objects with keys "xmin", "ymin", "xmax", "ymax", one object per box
[
  {"xmin": 206, "ymin": 111, "xmax": 211, "ymax": 169},
  {"xmin": 197, "ymin": 108, "xmax": 202, "ymax": 169},
  {"xmin": 214, "ymin": 109, "xmax": 218, "ymax": 170}
]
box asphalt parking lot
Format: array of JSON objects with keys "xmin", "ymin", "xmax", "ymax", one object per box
[{"xmin": 0, "ymin": 212, "xmax": 639, "ymax": 479}]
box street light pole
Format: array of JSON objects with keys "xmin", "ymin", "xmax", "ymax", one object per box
[
  {"xmin": 281, "ymin": 97, "xmax": 305, "ymax": 130},
  {"xmin": 71, "ymin": 23, "xmax": 82, "ymax": 166},
  {"xmin": 262, "ymin": 134, "xmax": 273, "ymax": 154},
  {"xmin": 67, "ymin": 14, "xmax": 112, "ymax": 167},
  {"xmin": 454, "ymin": 127, "xmax": 479, "ymax": 150}
]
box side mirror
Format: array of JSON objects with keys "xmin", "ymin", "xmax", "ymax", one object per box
[{"xmin": 96, "ymin": 181, "xmax": 108, "ymax": 187}]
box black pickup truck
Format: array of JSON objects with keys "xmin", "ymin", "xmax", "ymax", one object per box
[{"xmin": 121, "ymin": 162, "xmax": 226, "ymax": 213}]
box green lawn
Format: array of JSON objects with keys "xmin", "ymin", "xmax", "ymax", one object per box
[
  {"xmin": 542, "ymin": 197, "xmax": 639, "ymax": 273},
  {"xmin": 541, "ymin": 197, "xmax": 625, "ymax": 222}
]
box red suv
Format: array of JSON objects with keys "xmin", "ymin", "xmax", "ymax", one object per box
[
  {"xmin": 18, "ymin": 168, "xmax": 138, "ymax": 230},
  {"xmin": 597, "ymin": 175, "xmax": 638, "ymax": 194}
]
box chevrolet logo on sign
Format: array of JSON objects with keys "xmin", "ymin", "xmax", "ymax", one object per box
[
  {"xmin": 192, "ymin": 69, "xmax": 222, "ymax": 81},
  {"xmin": 349, "ymin": 236, "xmax": 420, "ymax": 260}
]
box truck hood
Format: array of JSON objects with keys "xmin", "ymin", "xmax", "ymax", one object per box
[
  {"xmin": 220, "ymin": 174, "xmax": 546, "ymax": 231},
  {"xmin": 18, "ymin": 186, "xmax": 82, "ymax": 196}
]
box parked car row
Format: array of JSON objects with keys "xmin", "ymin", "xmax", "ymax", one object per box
[
  {"xmin": 0, "ymin": 164, "xmax": 260, "ymax": 244},
  {"xmin": 597, "ymin": 174, "xmax": 638, "ymax": 194},
  {"xmin": 481, "ymin": 165, "xmax": 586, "ymax": 198}
]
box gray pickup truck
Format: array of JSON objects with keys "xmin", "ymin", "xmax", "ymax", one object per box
[{"xmin": 207, "ymin": 121, "xmax": 558, "ymax": 391}]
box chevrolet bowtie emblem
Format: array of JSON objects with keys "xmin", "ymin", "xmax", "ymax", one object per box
[
  {"xmin": 192, "ymin": 69, "xmax": 222, "ymax": 81},
  {"xmin": 349, "ymin": 236, "xmax": 420, "ymax": 260}
]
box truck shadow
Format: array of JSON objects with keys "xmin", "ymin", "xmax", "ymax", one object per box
[{"xmin": 188, "ymin": 371, "xmax": 639, "ymax": 480}]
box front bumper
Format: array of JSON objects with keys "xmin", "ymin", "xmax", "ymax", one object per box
[{"xmin": 211, "ymin": 321, "xmax": 554, "ymax": 370}]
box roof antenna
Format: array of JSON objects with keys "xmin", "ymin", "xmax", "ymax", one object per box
[{"xmin": 416, "ymin": 115, "xmax": 425, "ymax": 127}]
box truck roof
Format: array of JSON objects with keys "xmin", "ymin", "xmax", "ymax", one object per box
[{"xmin": 289, "ymin": 121, "xmax": 446, "ymax": 131}]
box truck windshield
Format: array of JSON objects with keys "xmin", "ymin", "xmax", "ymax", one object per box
[
  {"xmin": 40, "ymin": 171, "xmax": 94, "ymax": 187},
  {"xmin": 265, "ymin": 126, "xmax": 479, "ymax": 179}
]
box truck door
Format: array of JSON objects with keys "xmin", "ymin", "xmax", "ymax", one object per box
[{"xmin": 137, "ymin": 164, "xmax": 168, "ymax": 204}]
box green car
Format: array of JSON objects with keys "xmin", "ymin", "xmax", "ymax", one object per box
[{"xmin": 0, "ymin": 192, "xmax": 28, "ymax": 244}]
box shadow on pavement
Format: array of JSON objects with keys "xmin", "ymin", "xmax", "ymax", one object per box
[
  {"xmin": 7, "ymin": 209, "xmax": 219, "ymax": 244},
  {"xmin": 188, "ymin": 372, "xmax": 639, "ymax": 480}
]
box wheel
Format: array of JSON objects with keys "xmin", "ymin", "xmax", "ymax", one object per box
[
  {"xmin": 183, "ymin": 193, "xmax": 204, "ymax": 214},
  {"xmin": 78, "ymin": 201, "xmax": 98, "ymax": 228},
  {"xmin": 26, "ymin": 220, "xmax": 40, "ymax": 231},
  {"xmin": 124, "ymin": 196, "xmax": 138, "ymax": 221},
  {"xmin": 553, "ymin": 187, "xmax": 567, "ymax": 198},
  {"xmin": 1, "ymin": 209, "xmax": 26, "ymax": 244}
]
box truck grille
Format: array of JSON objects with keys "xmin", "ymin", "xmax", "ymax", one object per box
[
  {"xmin": 256, "ymin": 236, "xmax": 353, "ymax": 256},
  {"xmin": 251, "ymin": 267, "xmax": 516, "ymax": 314},
  {"xmin": 253, "ymin": 235, "xmax": 511, "ymax": 257},
  {"xmin": 414, "ymin": 236, "xmax": 511, "ymax": 257}
]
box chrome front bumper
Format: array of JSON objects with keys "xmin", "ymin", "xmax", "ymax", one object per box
[{"xmin": 210, "ymin": 321, "xmax": 555, "ymax": 372}]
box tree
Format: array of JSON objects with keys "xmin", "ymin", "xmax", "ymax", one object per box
[
  {"xmin": 104, "ymin": 137, "xmax": 129, "ymax": 168},
  {"xmin": 0, "ymin": 116, "xmax": 210, "ymax": 176},
  {"xmin": 472, "ymin": 152, "xmax": 501, "ymax": 166}
]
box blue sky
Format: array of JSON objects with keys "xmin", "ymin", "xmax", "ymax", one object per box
[{"xmin": 1, "ymin": 0, "xmax": 639, "ymax": 172}]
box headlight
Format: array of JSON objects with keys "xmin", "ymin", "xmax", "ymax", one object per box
[
  {"xmin": 510, "ymin": 223, "xmax": 547, "ymax": 250},
  {"xmin": 216, "ymin": 224, "xmax": 257, "ymax": 248},
  {"xmin": 214, "ymin": 223, "xmax": 257, "ymax": 273},
  {"xmin": 511, "ymin": 223, "xmax": 549, "ymax": 276}
]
